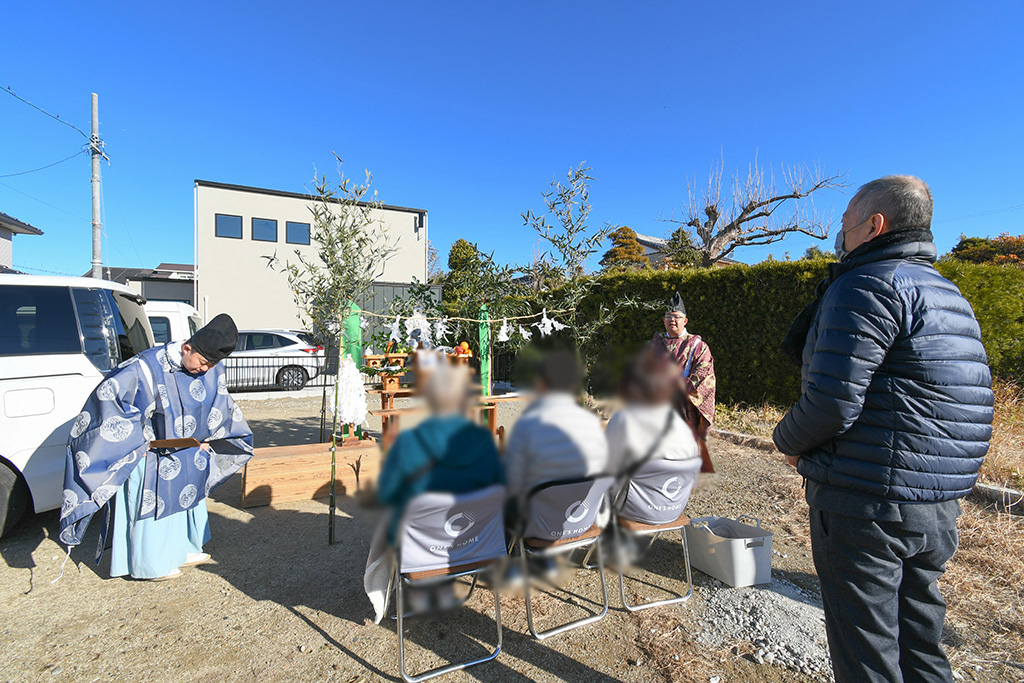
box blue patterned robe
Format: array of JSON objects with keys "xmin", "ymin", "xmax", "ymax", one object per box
[{"xmin": 58, "ymin": 342, "xmax": 253, "ymax": 554}]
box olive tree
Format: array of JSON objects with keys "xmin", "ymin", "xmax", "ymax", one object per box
[{"xmin": 264, "ymin": 159, "xmax": 396, "ymax": 437}]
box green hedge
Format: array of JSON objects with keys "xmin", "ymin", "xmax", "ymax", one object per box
[
  {"xmin": 936, "ymin": 257, "xmax": 1024, "ymax": 379},
  {"xmin": 571, "ymin": 258, "xmax": 1023, "ymax": 407},
  {"xmin": 578, "ymin": 262, "xmax": 827, "ymax": 406}
]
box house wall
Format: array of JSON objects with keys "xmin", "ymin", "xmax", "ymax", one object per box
[
  {"xmin": 643, "ymin": 245, "xmax": 667, "ymax": 265},
  {"xmin": 195, "ymin": 183, "xmax": 427, "ymax": 329},
  {"xmin": 0, "ymin": 228, "xmax": 12, "ymax": 268}
]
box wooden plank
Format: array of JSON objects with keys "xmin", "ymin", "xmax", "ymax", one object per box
[
  {"xmin": 251, "ymin": 439, "xmax": 375, "ymax": 461},
  {"xmin": 241, "ymin": 441, "xmax": 381, "ymax": 509},
  {"xmin": 368, "ymin": 407, "xmax": 423, "ymax": 417}
]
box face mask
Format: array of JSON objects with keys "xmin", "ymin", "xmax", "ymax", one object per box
[{"xmin": 834, "ymin": 229, "xmax": 849, "ymax": 261}]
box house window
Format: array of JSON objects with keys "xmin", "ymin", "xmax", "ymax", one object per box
[
  {"xmin": 252, "ymin": 218, "xmax": 278, "ymax": 242},
  {"xmin": 215, "ymin": 214, "xmax": 242, "ymax": 239},
  {"xmin": 286, "ymin": 221, "xmax": 311, "ymax": 245}
]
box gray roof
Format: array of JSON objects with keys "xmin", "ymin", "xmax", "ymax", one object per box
[
  {"xmin": 633, "ymin": 231, "xmax": 740, "ymax": 266},
  {"xmin": 81, "ymin": 264, "xmax": 196, "ymax": 283},
  {"xmin": 0, "ymin": 211, "xmax": 43, "ymax": 236},
  {"xmin": 634, "ymin": 232, "xmax": 667, "ymax": 249},
  {"xmin": 194, "ymin": 179, "xmax": 427, "ymax": 215}
]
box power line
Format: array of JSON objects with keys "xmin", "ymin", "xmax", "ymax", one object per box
[
  {"xmin": 0, "ymin": 180, "xmax": 90, "ymax": 221},
  {"xmin": 104, "ymin": 165, "xmax": 145, "ymax": 266},
  {"xmin": 0, "ymin": 148, "xmax": 88, "ymax": 178},
  {"xmin": 14, "ymin": 264, "xmax": 80, "ymax": 277},
  {"xmin": 2, "ymin": 86, "xmax": 91, "ymax": 141},
  {"xmin": 935, "ymin": 204, "xmax": 1024, "ymax": 224}
]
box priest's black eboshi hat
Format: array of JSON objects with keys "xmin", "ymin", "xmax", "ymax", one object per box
[
  {"xmin": 187, "ymin": 313, "xmax": 238, "ymax": 363},
  {"xmin": 667, "ymin": 292, "xmax": 687, "ymax": 315}
]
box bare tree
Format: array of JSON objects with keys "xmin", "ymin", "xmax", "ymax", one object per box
[{"xmin": 667, "ymin": 155, "xmax": 846, "ymax": 267}]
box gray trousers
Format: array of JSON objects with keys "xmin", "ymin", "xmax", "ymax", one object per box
[{"xmin": 810, "ymin": 507, "xmax": 959, "ymax": 683}]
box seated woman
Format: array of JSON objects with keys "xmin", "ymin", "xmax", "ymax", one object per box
[
  {"xmin": 375, "ymin": 363, "xmax": 503, "ymax": 539},
  {"xmin": 606, "ymin": 347, "xmax": 700, "ymax": 492},
  {"xmin": 365, "ymin": 363, "xmax": 503, "ymax": 620}
]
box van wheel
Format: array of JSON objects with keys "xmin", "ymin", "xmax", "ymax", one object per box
[
  {"xmin": 0, "ymin": 464, "xmax": 29, "ymax": 537},
  {"xmin": 277, "ymin": 366, "xmax": 308, "ymax": 390}
]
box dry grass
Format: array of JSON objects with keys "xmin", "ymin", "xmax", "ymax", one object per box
[
  {"xmin": 981, "ymin": 380, "xmax": 1024, "ymax": 490},
  {"xmin": 943, "ymin": 500, "xmax": 1024, "ymax": 673},
  {"xmin": 714, "ymin": 402, "xmax": 787, "ymax": 439},
  {"xmin": 633, "ymin": 609, "xmax": 715, "ymax": 683},
  {"xmin": 718, "ymin": 380, "xmax": 1024, "ymax": 491}
]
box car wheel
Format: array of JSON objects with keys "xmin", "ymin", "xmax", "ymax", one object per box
[
  {"xmin": 276, "ymin": 366, "xmax": 308, "ymax": 390},
  {"xmin": 0, "ymin": 464, "xmax": 30, "ymax": 538}
]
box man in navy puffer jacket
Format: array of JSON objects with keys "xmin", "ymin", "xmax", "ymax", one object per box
[{"xmin": 774, "ymin": 175, "xmax": 993, "ymax": 683}]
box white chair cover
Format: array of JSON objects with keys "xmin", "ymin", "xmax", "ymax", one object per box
[
  {"xmin": 522, "ymin": 476, "xmax": 615, "ymax": 541},
  {"xmin": 398, "ymin": 484, "xmax": 508, "ymax": 574},
  {"xmin": 618, "ymin": 458, "xmax": 701, "ymax": 526}
]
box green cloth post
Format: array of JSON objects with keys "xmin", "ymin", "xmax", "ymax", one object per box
[
  {"xmin": 343, "ymin": 301, "xmax": 363, "ymax": 362},
  {"xmin": 478, "ymin": 303, "xmax": 490, "ymax": 397}
]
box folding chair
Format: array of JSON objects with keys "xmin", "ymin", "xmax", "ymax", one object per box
[
  {"xmin": 390, "ymin": 484, "xmax": 508, "ymax": 682},
  {"xmin": 612, "ymin": 457, "xmax": 701, "ymax": 611},
  {"xmin": 516, "ymin": 476, "xmax": 615, "ymax": 640}
]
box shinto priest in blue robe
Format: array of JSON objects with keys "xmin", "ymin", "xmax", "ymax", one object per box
[{"xmin": 58, "ymin": 341, "xmax": 253, "ymax": 577}]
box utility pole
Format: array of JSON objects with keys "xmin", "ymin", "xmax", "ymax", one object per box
[{"xmin": 90, "ymin": 93, "xmax": 103, "ymax": 278}]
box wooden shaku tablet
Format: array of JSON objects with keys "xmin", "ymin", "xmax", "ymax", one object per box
[{"xmin": 149, "ymin": 438, "xmax": 202, "ymax": 449}]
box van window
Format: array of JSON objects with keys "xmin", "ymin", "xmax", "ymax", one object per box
[
  {"xmin": 112, "ymin": 292, "xmax": 152, "ymax": 359},
  {"xmin": 0, "ymin": 286, "xmax": 82, "ymax": 356},
  {"xmin": 72, "ymin": 289, "xmax": 153, "ymax": 372},
  {"xmin": 188, "ymin": 316, "xmax": 201, "ymax": 337},
  {"xmin": 72, "ymin": 288, "xmax": 121, "ymax": 371},
  {"xmin": 150, "ymin": 316, "xmax": 171, "ymax": 344}
]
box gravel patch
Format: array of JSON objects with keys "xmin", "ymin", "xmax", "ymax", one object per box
[{"xmin": 694, "ymin": 573, "xmax": 833, "ymax": 680}]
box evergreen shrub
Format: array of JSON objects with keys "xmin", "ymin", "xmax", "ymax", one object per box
[
  {"xmin": 568, "ymin": 258, "xmax": 1023, "ymax": 407},
  {"xmin": 936, "ymin": 257, "xmax": 1024, "ymax": 380},
  {"xmin": 578, "ymin": 261, "xmax": 828, "ymax": 406}
]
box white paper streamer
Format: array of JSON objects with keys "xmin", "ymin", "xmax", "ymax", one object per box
[
  {"xmin": 404, "ymin": 308, "xmax": 432, "ymax": 346},
  {"xmin": 433, "ymin": 317, "xmax": 450, "ymax": 343},
  {"xmin": 332, "ymin": 356, "xmax": 369, "ymax": 425}
]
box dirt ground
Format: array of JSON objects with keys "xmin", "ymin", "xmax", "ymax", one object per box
[{"xmin": 0, "ymin": 395, "xmax": 1019, "ymax": 683}]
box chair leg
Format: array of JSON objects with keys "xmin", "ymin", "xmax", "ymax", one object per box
[
  {"xmin": 617, "ymin": 527, "xmax": 693, "ymax": 612},
  {"xmin": 397, "ymin": 566, "xmax": 504, "ymax": 683},
  {"xmin": 524, "ymin": 537, "xmax": 610, "ymax": 640},
  {"xmin": 396, "ymin": 565, "xmax": 409, "ymax": 678},
  {"xmin": 520, "ymin": 538, "xmax": 538, "ymax": 637}
]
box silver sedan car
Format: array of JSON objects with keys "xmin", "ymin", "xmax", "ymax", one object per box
[{"xmin": 224, "ymin": 329, "xmax": 325, "ymax": 391}]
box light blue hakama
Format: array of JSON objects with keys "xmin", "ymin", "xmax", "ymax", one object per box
[{"xmin": 109, "ymin": 459, "xmax": 211, "ymax": 579}]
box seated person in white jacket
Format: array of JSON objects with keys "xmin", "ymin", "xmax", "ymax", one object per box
[
  {"xmin": 606, "ymin": 347, "xmax": 700, "ymax": 485},
  {"xmin": 504, "ymin": 349, "xmax": 609, "ymax": 517}
]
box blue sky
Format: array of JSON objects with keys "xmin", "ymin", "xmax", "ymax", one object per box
[{"xmin": 2, "ymin": 2, "xmax": 1023, "ymax": 277}]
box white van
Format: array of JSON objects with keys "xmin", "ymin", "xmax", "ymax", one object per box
[
  {"xmin": 145, "ymin": 300, "xmax": 202, "ymax": 345},
  {"xmin": 0, "ymin": 274, "xmax": 154, "ymax": 536}
]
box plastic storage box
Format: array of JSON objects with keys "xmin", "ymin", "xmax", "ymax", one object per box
[{"xmin": 685, "ymin": 515, "xmax": 773, "ymax": 587}]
